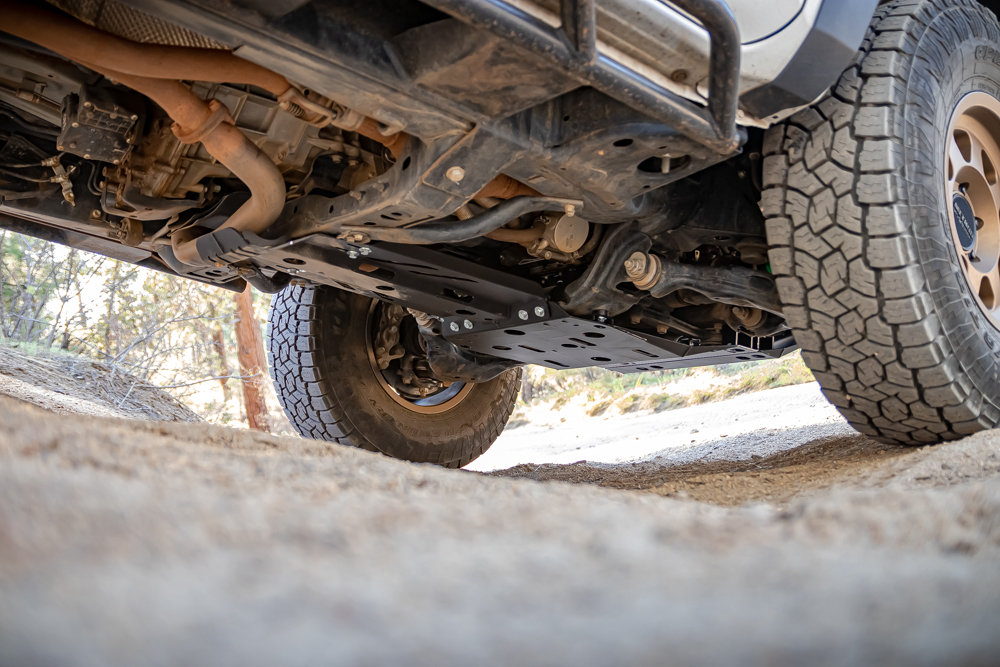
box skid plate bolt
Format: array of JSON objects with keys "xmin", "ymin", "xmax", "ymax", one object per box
[
  {"xmin": 463, "ymin": 319, "xmax": 473, "ymax": 329},
  {"xmin": 359, "ymin": 247, "xmax": 371, "ymax": 256},
  {"xmin": 347, "ymin": 250, "xmax": 359, "ymax": 259},
  {"xmin": 518, "ymin": 309, "xmax": 529, "ymax": 320},
  {"xmin": 534, "ymin": 306, "xmax": 545, "ymax": 317},
  {"xmin": 449, "ymin": 321, "xmax": 460, "ymax": 332},
  {"xmin": 446, "ymin": 166, "xmax": 465, "ymax": 183},
  {"xmin": 90, "ymin": 209, "xmax": 101, "ymax": 219}
]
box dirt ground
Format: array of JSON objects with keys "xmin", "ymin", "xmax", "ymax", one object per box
[
  {"xmin": 1, "ymin": 378, "xmax": 999, "ymax": 664},
  {"xmin": 0, "ymin": 344, "xmax": 199, "ymax": 422},
  {"xmin": 492, "ymin": 433, "xmax": 912, "ymax": 506}
]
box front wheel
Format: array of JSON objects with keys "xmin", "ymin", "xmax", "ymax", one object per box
[
  {"xmin": 762, "ymin": 0, "xmax": 1000, "ymax": 444},
  {"xmin": 267, "ymin": 285, "xmax": 521, "ymax": 467}
]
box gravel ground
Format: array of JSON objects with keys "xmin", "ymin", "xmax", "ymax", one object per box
[{"xmin": 1, "ymin": 390, "xmax": 999, "ymax": 666}]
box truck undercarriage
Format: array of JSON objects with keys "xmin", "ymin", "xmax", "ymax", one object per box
[
  {"xmin": 6, "ymin": 0, "xmax": 1000, "ymax": 466},
  {"xmin": 0, "ymin": 0, "xmax": 836, "ymax": 377}
]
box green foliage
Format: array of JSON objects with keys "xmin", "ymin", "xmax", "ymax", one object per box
[
  {"xmin": 0, "ymin": 232, "xmax": 107, "ymax": 347},
  {"xmin": 1, "ymin": 232, "xmax": 285, "ymax": 427}
]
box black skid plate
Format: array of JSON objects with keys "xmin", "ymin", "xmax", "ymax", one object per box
[
  {"xmin": 241, "ymin": 235, "xmax": 797, "ymax": 373},
  {"xmin": 440, "ymin": 306, "xmax": 796, "ymax": 374}
]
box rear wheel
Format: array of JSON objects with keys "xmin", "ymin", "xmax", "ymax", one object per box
[
  {"xmin": 762, "ymin": 0, "xmax": 1000, "ymax": 444},
  {"xmin": 267, "ymin": 285, "xmax": 521, "ymax": 467}
]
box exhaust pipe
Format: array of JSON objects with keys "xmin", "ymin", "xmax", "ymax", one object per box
[
  {"xmin": 72, "ymin": 68, "xmax": 285, "ymax": 266},
  {"xmin": 1, "ymin": 0, "xmax": 539, "ymax": 265}
]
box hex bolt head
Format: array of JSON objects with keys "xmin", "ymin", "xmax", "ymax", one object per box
[
  {"xmin": 518, "ymin": 309, "xmax": 529, "ymax": 320},
  {"xmin": 463, "ymin": 319, "xmax": 473, "ymax": 329},
  {"xmin": 449, "ymin": 321, "xmax": 460, "ymax": 332},
  {"xmin": 347, "ymin": 250, "xmax": 359, "ymax": 259},
  {"xmin": 563, "ymin": 203, "xmax": 576, "ymax": 217},
  {"xmin": 359, "ymin": 247, "xmax": 372, "ymax": 256},
  {"xmin": 446, "ymin": 166, "xmax": 465, "ymax": 183},
  {"xmin": 534, "ymin": 306, "xmax": 545, "ymax": 317}
]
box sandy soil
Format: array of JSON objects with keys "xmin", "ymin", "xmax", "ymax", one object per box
[
  {"xmin": 1, "ymin": 384, "xmax": 999, "ymax": 665},
  {"xmin": 472, "ymin": 382, "xmax": 851, "ymax": 471}
]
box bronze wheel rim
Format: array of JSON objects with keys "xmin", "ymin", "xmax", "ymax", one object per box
[
  {"xmin": 945, "ymin": 92, "xmax": 1000, "ymax": 332},
  {"xmin": 364, "ymin": 301, "xmax": 473, "ymax": 415}
]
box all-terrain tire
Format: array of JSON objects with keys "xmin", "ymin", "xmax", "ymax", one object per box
[
  {"xmin": 267, "ymin": 285, "xmax": 522, "ymax": 467},
  {"xmin": 762, "ymin": 0, "xmax": 1000, "ymax": 444}
]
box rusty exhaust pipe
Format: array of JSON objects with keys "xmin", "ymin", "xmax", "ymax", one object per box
[
  {"xmin": 77, "ymin": 68, "xmax": 285, "ymax": 265},
  {"xmin": 1, "ymin": 0, "xmax": 538, "ymax": 262},
  {"xmin": 1, "ymin": 0, "xmax": 291, "ymax": 97}
]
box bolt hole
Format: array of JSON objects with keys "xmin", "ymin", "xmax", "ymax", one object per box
[
  {"xmin": 613, "ymin": 138, "xmax": 634, "ymax": 147},
  {"xmin": 401, "ymin": 156, "xmax": 411, "ymax": 170},
  {"xmin": 283, "ymin": 258, "xmax": 305, "ymax": 265}
]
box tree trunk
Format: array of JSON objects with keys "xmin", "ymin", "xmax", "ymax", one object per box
[
  {"xmin": 212, "ymin": 327, "xmax": 232, "ymax": 395},
  {"xmin": 234, "ymin": 285, "xmax": 269, "ymax": 432}
]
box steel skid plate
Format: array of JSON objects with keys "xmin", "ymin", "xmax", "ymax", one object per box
[{"xmin": 248, "ymin": 235, "xmax": 796, "ymax": 373}]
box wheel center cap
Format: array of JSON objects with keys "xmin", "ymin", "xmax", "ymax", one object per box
[{"xmin": 952, "ymin": 193, "xmax": 978, "ymax": 252}]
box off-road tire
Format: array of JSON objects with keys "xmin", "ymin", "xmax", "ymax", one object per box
[
  {"xmin": 762, "ymin": 0, "xmax": 1000, "ymax": 444},
  {"xmin": 267, "ymin": 285, "xmax": 521, "ymax": 467}
]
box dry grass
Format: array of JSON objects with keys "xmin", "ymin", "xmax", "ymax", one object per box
[{"xmin": 505, "ymin": 353, "xmax": 815, "ymax": 430}]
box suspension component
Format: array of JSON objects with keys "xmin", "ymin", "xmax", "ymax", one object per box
[{"xmin": 623, "ymin": 251, "xmax": 661, "ymax": 290}]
